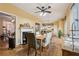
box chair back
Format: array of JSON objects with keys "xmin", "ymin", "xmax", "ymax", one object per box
[
  {"xmin": 44, "ymin": 32, "xmax": 52, "ymax": 46},
  {"xmin": 36, "ymin": 31, "xmax": 40, "ymax": 35},
  {"xmin": 26, "ymin": 33, "xmax": 36, "ymax": 48}
]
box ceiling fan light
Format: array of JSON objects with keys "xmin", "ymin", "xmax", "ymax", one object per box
[
  {"xmin": 40, "ymin": 12, "xmax": 43, "ymax": 16},
  {"xmin": 43, "ymin": 13, "xmax": 47, "ymax": 16}
]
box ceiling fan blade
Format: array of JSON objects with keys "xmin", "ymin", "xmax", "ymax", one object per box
[
  {"xmin": 43, "ymin": 8, "xmax": 48, "ymax": 11},
  {"xmin": 35, "ymin": 11, "xmax": 41, "ymax": 13},
  {"xmin": 36, "ymin": 6, "xmax": 42, "ymax": 10},
  {"xmin": 45, "ymin": 11, "xmax": 51, "ymax": 13},
  {"xmin": 43, "ymin": 6, "xmax": 51, "ymax": 11}
]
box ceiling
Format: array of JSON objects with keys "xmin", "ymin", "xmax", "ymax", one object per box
[{"xmin": 12, "ymin": 3, "xmax": 72, "ymax": 22}]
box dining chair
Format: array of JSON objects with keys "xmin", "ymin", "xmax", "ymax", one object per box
[{"xmin": 26, "ymin": 32, "xmax": 40, "ymax": 56}]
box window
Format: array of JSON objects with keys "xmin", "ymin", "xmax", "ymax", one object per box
[{"xmin": 64, "ymin": 4, "xmax": 79, "ymax": 53}]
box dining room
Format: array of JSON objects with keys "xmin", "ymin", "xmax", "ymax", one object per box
[{"xmin": 1, "ymin": 3, "xmax": 79, "ymax": 56}]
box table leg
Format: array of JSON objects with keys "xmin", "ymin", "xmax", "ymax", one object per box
[{"xmin": 40, "ymin": 40, "xmax": 42, "ymax": 55}]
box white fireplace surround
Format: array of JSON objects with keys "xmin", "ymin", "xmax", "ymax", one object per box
[{"xmin": 20, "ymin": 28, "xmax": 34, "ymax": 44}]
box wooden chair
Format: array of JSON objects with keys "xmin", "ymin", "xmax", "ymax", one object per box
[{"xmin": 26, "ymin": 33, "xmax": 40, "ymax": 56}]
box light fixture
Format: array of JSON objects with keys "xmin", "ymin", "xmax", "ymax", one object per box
[
  {"xmin": 40, "ymin": 12, "xmax": 47, "ymax": 16},
  {"xmin": 40, "ymin": 12, "xmax": 43, "ymax": 16},
  {"xmin": 11, "ymin": 19, "xmax": 15, "ymax": 23}
]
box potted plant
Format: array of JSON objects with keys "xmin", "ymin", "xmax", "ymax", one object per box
[{"xmin": 58, "ymin": 30, "xmax": 63, "ymax": 38}]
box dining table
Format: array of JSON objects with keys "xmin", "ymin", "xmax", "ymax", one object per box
[{"xmin": 36, "ymin": 34, "xmax": 46, "ymax": 55}]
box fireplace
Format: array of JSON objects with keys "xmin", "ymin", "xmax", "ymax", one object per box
[{"xmin": 20, "ymin": 28, "xmax": 34, "ymax": 44}]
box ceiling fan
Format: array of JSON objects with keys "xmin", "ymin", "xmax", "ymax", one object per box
[{"xmin": 35, "ymin": 6, "xmax": 52, "ymax": 16}]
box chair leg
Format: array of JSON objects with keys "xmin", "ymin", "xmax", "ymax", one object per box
[
  {"xmin": 27, "ymin": 45, "xmax": 30, "ymax": 56},
  {"xmin": 35, "ymin": 48, "xmax": 37, "ymax": 56},
  {"xmin": 42, "ymin": 46, "xmax": 43, "ymax": 52}
]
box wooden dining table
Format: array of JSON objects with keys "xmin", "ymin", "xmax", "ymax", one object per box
[{"xmin": 36, "ymin": 34, "xmax": 46, "ymax": 55}]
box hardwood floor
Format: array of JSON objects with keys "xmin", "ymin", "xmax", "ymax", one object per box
[
  {"xmin": 62, "ymin": 49, "xmax": 79, "ymax": 56},
  {"xmin": 0, "ymin": 39, "xmax": 8, "ymax": 48},
  {"xmin": 0, "ymin": 37, "xmax": 64, "ymax": 56}
]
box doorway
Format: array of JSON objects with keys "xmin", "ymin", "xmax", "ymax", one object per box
[{"xmin": 0, "ymin": 12, "xmax": 16, "ymax": 49}]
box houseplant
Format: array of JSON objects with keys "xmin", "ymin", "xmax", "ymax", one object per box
[{"xmin": 58, "ymin": 30, "xmax": 63, "ymax": 38}]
